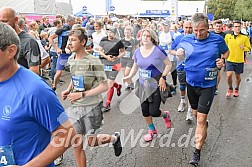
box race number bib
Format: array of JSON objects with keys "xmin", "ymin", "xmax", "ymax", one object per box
[
  {"xmin": 123, "ymin": 51, "xmax": 131, "ymax": 58},
  {"xmin": 205, "ymin": 67, "xmax": 218, "ymax": 80},
  {"xmin": 160, "ymin": 45, "xmax": 168, "ymax": 51},
  {"xmin": 0, "ymin": 145, "xmax": 15, "ymax": 166},
  {"xmin": 139, "ymin": 69, "xmax": 152, "ymax": 79},
  {"xmin": 93, "ymin": 52, "xmax": 100, "ymax": 59},
  {"xmin": 72, "ymin": 75, "xmax": 85, "ymax": 91},
  {"xmin": 104, "ymin": 65, "xmax": 113, "ymax": 71}
]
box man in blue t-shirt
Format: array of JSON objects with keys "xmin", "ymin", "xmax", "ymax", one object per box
[
  {"xmin": 170, "ymin": 21, "xmax": 193, "ymax": 121},
  {"xmin": 49, "ymin": 15, "xmax": 75, "ymax": 91},
  {"xmin": 0, "ymin": 23, "xmax": 77, "ymax": 167},
  {"xmin": 176, "ymin": 13, "xmax": 229, "ymax": 166}
]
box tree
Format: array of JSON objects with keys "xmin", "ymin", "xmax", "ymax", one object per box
[
  {"xmin": 233, "ymin": 0, "xmax": 252, "ymax": 21},
  {"xmin": 207, "ymin": 0, "xmax": 236, "ymax": 20}
]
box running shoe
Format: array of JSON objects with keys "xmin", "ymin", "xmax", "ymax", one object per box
[
  {"xmin": 54, "ymin": 154, "xmax": 63, "ymax": 166},
  {"xmin": 102, "ymin": 103, "xmax": 111, "ymax": 112},
  {"xmin": 226, "ymin": 89, "xmax": 233, "ymax": 98},
  {"xmin": 116, "ymin": 84, "xmax": 122, "ymax": 96},
  {"xmin": 52, "ymin": 87, "xmax": 56, "ymax": 91},
  {"xmin": 178, "ymin": 102, "xmax": 186, "ymax": 112},
  {"xmin": 163, "ymin": 111, "xmax": 172, "ymax": 128},
  {"xmin": 113, "ymin": 132, "xmax": 122, "ymax": 157},
  {"xmin": 189, "ymin": 151, "xmax": 200, "ymax": 166},
  {"xmin": 129, "ymin": 83, "xmax": 134, "ymax": 90},
  {"xmin": 144, "ymin": 129, "xmax": 157, "ymax": 142},
  {"xmin": 233, "ymin": 89, "xmax": 239, "ymax": 97},
  {"xmin": 125, "ymin": 86, "xmax": 131, "ymax": 91},
  {"xmin": 186, "ymin": 107, "xmax": 193, "ymax": 121}
]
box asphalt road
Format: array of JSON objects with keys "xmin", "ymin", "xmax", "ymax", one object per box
[{"xmin": 53, "ymin": 56, "xmax": 252, "ymax": 167}]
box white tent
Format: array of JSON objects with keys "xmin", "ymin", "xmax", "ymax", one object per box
[{"xmin": 0, "ymin": 0, "xmax": 72, "ymax": 15}]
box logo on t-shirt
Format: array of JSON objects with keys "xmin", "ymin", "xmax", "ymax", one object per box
[{"xmin": 1, "ymin": 106, "xmax": 12, "ymax": 121}]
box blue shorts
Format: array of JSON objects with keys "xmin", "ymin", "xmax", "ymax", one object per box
[
  {"xmin": 56, "ymin": 53, "xmax": 71, "ymax": 70},
  {"xmin": 225, "ymin": 61, "xmax": 244, "ymax": 74}
]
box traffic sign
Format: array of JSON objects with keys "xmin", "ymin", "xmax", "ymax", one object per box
[
  {"xmin": 82, "ymin": 6, "xmax": 87, "ymax": 11},
  {"xmin": 110, "ymin": 6, "xmax": 115, "ymax": 11}
]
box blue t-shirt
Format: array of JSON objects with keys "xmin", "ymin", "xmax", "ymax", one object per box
[
  {"xmin": 134, "ymin": 46, "xmax": 167, "ymax": 85},
  {"xmin": 179, "ymin": 32, "xmax": 228, "ymax": 88},
  {"xmin": 56, "ymin": 24, "xmax": 71, "ymax": 53},
  {"xmin": 0, "ymin": 67, "xmax": 68, "ymax": 166}
]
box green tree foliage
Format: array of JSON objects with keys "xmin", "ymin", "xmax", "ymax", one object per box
[
  {"xmin": 207, "ymin": 0, "xmax": 252, "ymax": 21},
  {"xmin": 207, "ymin": 0, "xmax": 236, "ymax": 20},
  {"xmin": 233, "ymin": 0, "xmax": 252, "ymax": 21}
]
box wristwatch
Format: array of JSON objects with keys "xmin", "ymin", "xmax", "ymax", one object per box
[
  {"xmin": 82, "ymin": 92, "xmax": 85, "ymax": 98},
  {"xmin": 161, "ymin": 76, "xmax": 167, "ymax": 80}
]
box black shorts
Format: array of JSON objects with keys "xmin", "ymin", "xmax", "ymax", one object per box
[{"xmin": 187, "ymin": 83, "xmax": 216, "ymax": 114}]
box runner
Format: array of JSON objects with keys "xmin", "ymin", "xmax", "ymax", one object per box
[
  {"xmin": 176, "ymin": 13, "xmax": 229, "ymax": 165},
  {"xmin": 212, "ymin": 20, "xmax": 226, "ymax": 95},
  {"xmin": 224, "ymin": 20, "xmax": 251, "ymax": 97},
  {"xmin": 92, "ymin": 21, "xmax": 107, "ymax": 59},
  {"xmin": 0, "ymin": 22, "xmax": 76, "ymax": 167},
  {"xmin": 123, "ymin": 28, "xmax": 172, "ymax": 142},
  {"xmin": 159, "ymin": 20, "xmax": 177, "ymax": 94},
  {"xmin": 61, "ymin": 27, "xmax": 122, "ymax": 167},
  {"xmin": 170, "ymin": 21, "xmax": 193, "ymax": 121},
  {"xmin": 49, "ymin": 15, "xmax": 75, "ymax": 91},
  {"xmin": 121, "ymin": 26, "xmax": 139, "ymax": 91},
  {"xmin": 98, "ymin": 26, "xmax": 126, "ymax": 112}
]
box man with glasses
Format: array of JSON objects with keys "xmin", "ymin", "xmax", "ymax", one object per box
[
  {"xmin": 225, "ymin": 20, "xmax": 251, "ymax": 97},
  {"xmin": 0, "ymin": 7, "xmax": 41, "ymax": 75}
]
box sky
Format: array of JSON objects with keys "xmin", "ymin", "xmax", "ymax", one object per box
[{"xmin": 58, "ymin": 0, "xmax": 205, "ymax": 16}]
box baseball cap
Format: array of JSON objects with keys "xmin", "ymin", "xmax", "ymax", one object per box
[
  {"xmin": 162, "ymin": 20, "xmax": 171, "ymax": 26},
  {"xmin": 108, "ymin": 26, "xmax": 117, "ymax": 34}
]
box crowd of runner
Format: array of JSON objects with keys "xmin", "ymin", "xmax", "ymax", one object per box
[{"xmin": 0, "ymin": 6, "xmax": 251, "ymax": 167}]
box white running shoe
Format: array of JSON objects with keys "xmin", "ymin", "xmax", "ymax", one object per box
[
  {"xmin": 54, "ymin": 155, "xmax": 63, "ymax": 166},
  {"xmin": 186, "ymin": 107, "xmax": 193, "ymax": 121},
  {"xmin": 178, "ymin": 102, "xmax": 186, "ymax": 112}
]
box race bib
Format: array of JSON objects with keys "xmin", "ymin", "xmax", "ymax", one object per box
[
  {"xmin": 92, "ymin": 52, "xmax": 100, "ymax": 59},
  {"xmin": 139, "ymin": 69, "xmax": 152, "ymax": 79},
  {"xmin": 104, "ymin": 65, "xmax": 113, "ymax": 71},
  {"xmin": 123, "ymin": 51, "xmax": 131, "ymax": 58},
  {"xmin": 0, "ymin": 145, "xmax": 15, "ymax": 166},
  {"xmin": 205, "ymin": 67, "xmax": 218, "ymax": 80},
  {"xmin": 161, "ymin": 45, "xmax": 168, "ymax": 51},
  {"xmin": 72, "ymin": 75, "xmax": 85, "ymax": 91}
]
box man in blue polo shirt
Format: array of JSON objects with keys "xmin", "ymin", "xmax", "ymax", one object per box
[
  {"xmin": 176, "ymin": 13, "xmax": 229, "ymax": 166},
  {"xmin": 0, "ymin": 23, "xmax": 77, "ymax": 167}
]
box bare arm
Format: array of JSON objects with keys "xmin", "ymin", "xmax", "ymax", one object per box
[
  {"xmin": 22, "ymin": 121, "xmax": 76, "ymax": 167},
  {"xmin": 222, "ymin": 50, "xmax": 229, "ymax": 59},
  {"xmin": 116, "ymin": 48, "xmax": 126, "ymax": 59},
  {"xmin": 48, "ymin": 33, "xmax": 62, "ymax": 54},
  {"xmin": 29, "ymin": 66, "xmax": 40, "ymax": 75}
]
